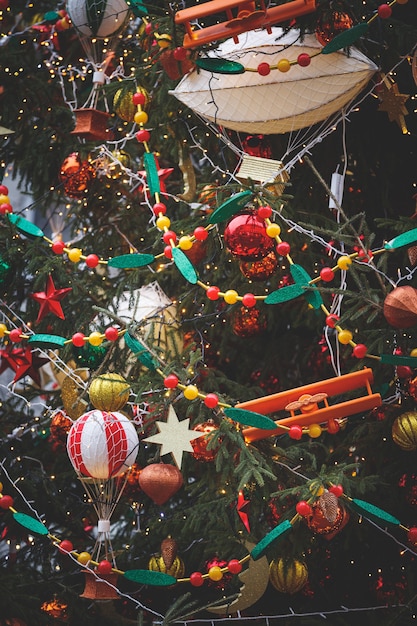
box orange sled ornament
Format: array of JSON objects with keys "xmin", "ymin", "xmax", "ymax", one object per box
[
  {"xmin": 239, "ymin": 368, "xmax": 382, "ymax": 443},
  {"xmin": 175, "ymin": 0, "xmax": 317, "ymax": 49}
]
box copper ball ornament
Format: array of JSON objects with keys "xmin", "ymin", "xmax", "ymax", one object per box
[
  {"xmin": 239, "ymin": 251, "xmax": 278, "ymax": 281},
  {"xmin": 191, "ymin": 419, "xmax": 219, "ymax": 462},
  {"xmin": 315, "ymin": 11, "xmax": 354, "ymax": 46},
  {"xmin": 269, "ymin": 558, "xmax": 308, "ymax": 594},
  {"xmin": 138, "ymin": 463, "xmax": 183, "ymax": 505},
  {"xmin": 392, "ymin": 412, "xmax": 417, "ymax": 451},
  {"xmin": 59, "ymin": 152, "xmax": 96, "ymax": 198},
  {"xmin": 224, "ymin": 210, "xmax": 274, "ymax": 260},
  {"xmin": 305, "ymin": 498, "xmax": 349, "ymax": 540},
  {"xmin": 232, "ymin": 306, "xmax": 268, "ymax": 337},
  {"xmin": 383, "ymin": 286, "xmax": 417, "ymax": 329},
  {"xmin": 49, "ymin": 410, "xmax": 73, "ymax": 446}
]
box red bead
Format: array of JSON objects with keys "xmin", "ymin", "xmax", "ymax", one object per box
[
  {"xmin": 320, "ymin": 267, "xmax": 335, "ymax": 282},
  {"xmin": 153, "ymin": 202, "xmax": 167, "ymax": 215},
  {"xmin": 297, "ymin": 53, "xmax": 311, "ymax": 67},
  {"xmin": 9, "ymin": 328, "xmax": 22, "ymax": 343},
  {"xmin": 0, "ymin": 185, "xmax": 9, "ymax": 195},
  {"xmin": 353, "ymin": 343, "xmax": 367, "ymax": 359},
  {"xmin": 408, "ymin": 527, "xmax": 417, "ymax": 544},
  {"xmin": 105, "ymin": 326, "xmax": 119, "ymax": 341},
  {"xmin": 97, "ymin": 559, "xmax": 113, "ymax": 574},
  {"xmin": 173, "ymin": 46, "xmax": 187, "ymax": 61},
  {"xmin": 190, "ymin": 571, "xmax": 204, "ymax": 587},
  {"xmin": 257, "ymin": 62, "xmax": 270, "ymax": 76},
  {"xmin": 377, "ymin": 3, "xmax": 392, "ymax": 18},
  {"xmin": 329, "ymin": 484, "xmax": 344, "ymax": 498},
  {"xmin": 0, "ymin": 494, "xmax": 14, "ymax": 509},
  {"xmin": 227, "ymin": 559, "xmax": 242, "ymax": 574},
  {"xmin": 58, "ymin": 539, "xmax": 74, "ymax": 554},
  {"xmin": 85, "ymin": 254, "xmax": 99, "ymax": 268},
  {"xmin": 163, "ymin": 230, "xmax": 177, "ymax": 245},
  {"xmin": 0, "ymin": 203, "xmax": 12, "ymax": 214},
  {"xmin": 295, "ymin": 500, "xmax": 312, "ymax": 517},
  {"xmin": 327, "ymin": 418, "xmax": 340, "ymax": 434},
  {"xmin": 52, "ymin": 240, "xmax": 66, "ymax": 254},
  {"xmin": 164, "ymin": 245, "xmax": 173, "ymax": 259},
  {"xmin": 276, "ymin": 241, "xmax": 290, "ymax": 256},
  {"xmin": 206, "ymin": 286, "xmax": 220, "ymax": 301},
  {"xmin": 204, "ymin": 393, "xmax": 219, "ymax": 409},
  {"xmin": 164, "ymin": 374, "xmax": 179, "ymax": 389},
  {"xmin": 71, "ymin": 332, "xmax": 85, "ymax": 347},
  {"xmin": 397, "ymin": 365, "xmax": 413, "ymax": 379},
  {"xmin": 289, "ymin": 425, "xmax": 303, "ymax": 440},
  {"xmin": 257, "ymin": 205, "xmax": 272, "ymax": 219},
  {"xmin": 325, "ymin": 314, "xmax": 339, "ymax": 328},
  {"xmin": 194, "ymin": 226, "xmax": 209, "ymax": 241},
  {"xmin": 135, "ymin": 129, "xmax": 151, "ymax": 143},
  {"xmin": 242, "ymin": 293, "xmax": 256, "ymax": 308},
  {"xmin": 132, "ymin": 92, "xmax": 146, "ymax": 106}
]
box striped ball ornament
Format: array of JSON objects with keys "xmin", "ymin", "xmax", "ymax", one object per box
[
  {"xmin": 269, "ymin": 558, "xmax": 308, "ymax": 594},
  {"xmin": 392, "ymin": 412, "xmax": 417, "ymax": 451}
]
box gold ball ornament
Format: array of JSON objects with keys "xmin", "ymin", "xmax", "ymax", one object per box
[
  {"xmin": 269, "ymin": 558, "xmax": 308, "ymax": 594},
  {"xmin": 392, "ymin": 412, "xmax": 417, "ymax": 451},
  {"xmin": 88, "ymin": 372, "xmax": 131, "ymax": 411},
  {"xmin": 113, "ymin": 86, "xmax": 149, "ymax": 122}
]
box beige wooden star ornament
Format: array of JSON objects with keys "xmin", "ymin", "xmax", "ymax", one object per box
[{"xmin": 377, "ymin": 75, "xmax": 409, "ymax": 134}]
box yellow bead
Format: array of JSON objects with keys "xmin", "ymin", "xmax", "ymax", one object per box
[
  {"xmin": 88, "ymin": 331, "xmax": 103, "ymax": 347},
  {"xmin": 77, "ymin": 551, "xmax": 92, "ymax": 565},
  {"xmin": 134, "ymin": 110, "xmax": 148, "ymax": 125},
  {"xmin": 266, "ymin": 223, "xmax": 281, "ymax": 238},
  {"xmin": 224, "ymin": 289, "xmax": 238, "ymax": 305},
  {"xmin": 0, "ymin": 323, "xmax": 7, "ymax": 338},
  {"xmin": 308, "ymin": 423, "xmax": 322, "ymax": 438},
  {"xmin": 156, "ymin": 216, "xmax": 171, "ymax": 231},
  {"xmin": 410, "ymin": 349, "xmax": 417, "ymax": 358},
  {"xmin": 184, "ymin": 385, "xmax": 199, "ymax": 400},
  {"xmin": 0, "ymin": 481, "xmax": 3, "ymax": 492},
  {"xmin": 67, "ymin": 248, "xmax": 82, "ymax": 263},
  {"xmin": 338, "ymin": 329, "xmax": 353, "ymax": 345},
  {"xmin": 337, "ymin": 255, "xmax": 352, "ymax": 270},
  {"xmin": 178, "ymin": 236, "xmax": 193, "ymax": 251},
  {"xmin": 208, "ymin": 566, "xmax": 223, "ymax": 581},
  {"xmin": 277, "ymin": 59, "xmax": 291, "ymax": 72},
  {"xmin": 0, "ymin": 194, "xmax": 10, "ymax": 204}
]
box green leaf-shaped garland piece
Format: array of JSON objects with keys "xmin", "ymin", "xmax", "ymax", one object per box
[
  {"xmin": 223, "ymin": 407, "xmax": 278, "ymax": 430},
  {"xmin": 143, "ymin": 152, "xmax": 160, "ymax": 196},
  {"xmin": 7, "ymin": 213, "xmax": 45, "ymax": 239},
  {"xmin": 251, "ymin": 520, "xmax": 292, "ymax": 560},
  {"xmin": 195, "ymin": 58, "xmax": 245, "ymax": 74},
  {"xmin": 124, "ymin": 331, "xmax": 157, "ymax": 371},
  {"xmin": 13, "ymin": 512, "xmax": 49, "ymax": 535},
  {"xmin": 172, "ymin": 248, "xmax": 198, "ymax": 284},
  {"xmin": 123, "ymin": 569, "xmax": 177, "ymax": 586},
  {"xmin": 108, "ymin": 253, "xmax": 155, "ymax": 268},
  {"xmin": 209, "ymin": 190, "xmax": 253, "ymax": 224},
  {"xmin": 350, "ymin": 498, "xmax": 400, "ymax": 527}
]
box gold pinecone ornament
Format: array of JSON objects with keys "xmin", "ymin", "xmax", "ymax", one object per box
[
  {"xmin": 148, "ymin": 537, "xmax": 185, "ymax": 578},
  {"xmin": 392, "ymin": 412, "xmax": 417, "ymax": 451},
  {"xmin": 269, "ymin": 558, "xmax": 308, "ymax": 594},
  {"xmin": 88, "ymin": 372, "xmax": 131, "ymax": 411}
]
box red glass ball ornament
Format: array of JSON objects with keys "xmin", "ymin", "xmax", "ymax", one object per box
[
  {"xmin": 408, "ymin": 527, "xmax": 417, "ymax": 544},
  {"xmin": 105, "ymin": 326, "xmax": 119, "ymax": 341},
  {"xmin": 228, "ymin": 559, "xmax": 242, "ymax": 574},
  {"xmin": 9, "ymin": 329, "xmax": 22, "ymax": 343},
  {"xmin": 276, "ymin": 241, "xmax": 291, "ymax": 256},
  {"xmin": 327, "ymin": 418, "xmax": 340, "ymax": 434},
  {"xmin": 194, "ymin": 226, "xmax": 209, "ymax": 241},
  {"xmin": 289, "ymin": 425, "xmax": 303, "ymax": 440},
  {"xmin": 153, "ymin": 202, "xmax": 167, "ymax": 215},
  {"xmin": 0, "ymin": 495, "xmax": 14, "ymax": 509},
  {"xmin": 239, "ymin": 251, "xmax": 278, "ymax": 281},
  {"xmin": 206, "ymin": 286, "xmax": 220, "ymax": 300},
  {"xmin": 296, "ymin": 500, "xmax": 313, "ymax": 517},
  {"xmin": 0, "ymin": 185, "xmax": 9, "ymax": 195},
  {"xmin": 190, "ymin": 571, "xmax": 204, "ymax": 586},
  {"xmin": 224, "ymin": 211, "xmax": 274, "ymax": 260},
  {"xmin": 397, "ymin": 365, "xmax": 414, "ymax": 379},
  {"xmin": 297, "ymin": 53, "xmax": 311, "ymax": 67},
  {"xmin": 242, "ymin": 293, "xmax": 256, "ymax": 308},
  {"xmin": 315, "ymin": 12, "xmax": 354, "ymax": 46},
  {"xmin": 377, "ymin": 3, "xmax": 392, "ymax": 18},
  {"xmin": 173, "ymin": 46, "xmax": 187, "ymax": 61},
  {"xmin": 325, "ymin": 314, "xmax": 339, "ymax": 328},
  {"xmin": 58, "ymin": 539, "xmax": 74, "ymax": 554},
  {"xmin": 71, "ymin": 332, "xmax": 85, "ymax": 347},
  {"xmin": 257, "ymin": 62, "xmax": 271, "ymax": 76},
  {"xmin": 353, "ymin": 343, "xmax": 367, "ymax": 359},
  {"xmin": 204, "ymin": 393, "xmax": 219, "ymax": 409},
  {"xmin": 132, "ymin": 92, "xmax": 146, "ymax": 106},
  {"xmin": 135, "ymin": 129, "xmax": 151, "ymax": 143},
  {"xmin": 320, "ymin": 267, "xmax": 335, "ymax": 282},
  {"xmin": 164, "ymin": 374, "xmax": 179, "ymax": 389},
  {"xmin": 97, "ymin": 559, "xmax": 113, "ymax": 574},
  {"xmin": 191, "ymin": 419, "xmax": 219, "ymax": 461},
  {"xmin": 59, "ymin": 153, "xmax": 96, "ymax": 199},
  {"xmin": 163, "ymin": 230, "xmax": 177, "ymax": 245},
  {"xmin": 85, "ymin": 254, "xmax": 99, "ymax": 268},
  {"xmin": 52, "ymin": 240, "xmax": 66, "ymax": 254},
  {"xmin": 257, "ymin": 205, "xmax": 272, "ymax": 219},
  {"xmin": 232, "ymin": 306, "xmax": 267, "ymax": 337},
  {"xmin": 0, "ymin": 203, "xmax": 12, "ymax": 214}
]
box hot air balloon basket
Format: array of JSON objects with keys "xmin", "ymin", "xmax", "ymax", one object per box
[
  {"xmin": 71, "ymin": 109, "xmax": 114, "ymax": 142},
  {"xmin": 80, "ymin": 570, "xmax": 120, "ymax": 600}
]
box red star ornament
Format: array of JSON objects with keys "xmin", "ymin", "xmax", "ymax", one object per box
[
  {"xmin": 237, "ymin": 489, "xmax": 251, "ymax": 533},
  {"xmin": 0, "ymin": 347, "xmax": 49, "ymax": 386},
  {"xmin": 30, "ymin": 274, "xmax": 72, "ymax": 323},
  {"xmin": 137, "ymin": 157, "xmax": 174, "ymax": 197}
]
